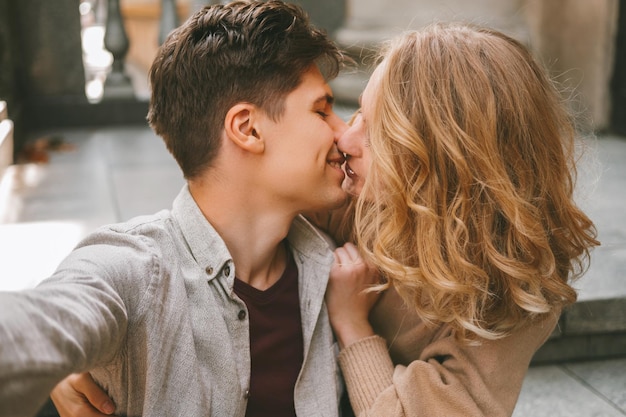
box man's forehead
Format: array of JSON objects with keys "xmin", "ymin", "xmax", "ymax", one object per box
[{"xmin": 290, "ymin": 67, "xmax": 335, "ymax": 104}]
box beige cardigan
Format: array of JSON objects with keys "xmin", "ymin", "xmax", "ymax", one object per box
[{"xmin": 338, "ymin": 288, "xmax": 559, "ymax": 417}]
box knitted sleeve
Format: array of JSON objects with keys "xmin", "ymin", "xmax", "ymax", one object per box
[{"xmin": 337, "ymin": 314, "xmax": 558, "ymax": 417}]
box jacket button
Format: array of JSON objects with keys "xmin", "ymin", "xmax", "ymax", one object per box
[
  {"xmin": 205, "ymin": 266, "xmax": 213, "ymax": 275},
  {"xmin": 238, "ymin": 309, "xmax": 246, "ymax": 320},
  {"xmin": 244, "ymin": 389, "xmax": 250, "ymax": 399},
  {"xmin": 224, "ymin": 265, "xmax": 231, "ymax": 276}
]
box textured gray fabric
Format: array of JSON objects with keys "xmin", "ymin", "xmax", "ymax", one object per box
[{"xmin": 0, "ymin": 185, "xmax": 341, "ymax": 417}]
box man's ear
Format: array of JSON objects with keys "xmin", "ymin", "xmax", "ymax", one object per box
[{"xmin": 224, "ymin": 103, "xmax": 265, "ymax": 154}]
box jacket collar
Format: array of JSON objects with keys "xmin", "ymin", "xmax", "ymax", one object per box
[
  {"xmin": 171, "ymin": 185, "xmax": 335, "ymax": 285},
  {"xmin": 171, "ymin": 185, "xmax": 232, "ymax": 283}
]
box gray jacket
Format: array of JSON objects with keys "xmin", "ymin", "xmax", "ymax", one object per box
[{"xmin": 0, "ymin": 186, "xmax": 342, "ymax": 417}]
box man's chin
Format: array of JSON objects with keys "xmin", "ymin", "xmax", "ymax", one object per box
[
  {"xmin": 341, "ymin": 181, "xmax": 361, "ymax": 198},
  {"xmin": 322, "ymin": 192, "xmax": 350, "ymax": 211},
  {"xmin": 333, "ymin": 193, "xmax": 350, "ymax": 209}
]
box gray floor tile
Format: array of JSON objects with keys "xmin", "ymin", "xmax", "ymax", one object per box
[
  {"xmin": 564, "ymin": 358, "xmax": 626, "ymax": 413},
  {"xmin": 109, "ymin": 165, "xmax": 185, "ymax": 221},
  {"xmin": 0, "ymin": 159, "xmax": 116, "ymax": 229},
  {"xmin": 575, "ymin": 135, "xmax": 626, "ymax": 301},
  {"xmin": 576, "ymin": 246, "xmax": 626, "ymax": 301},
  {"xmin": 0, "ymin": 132, "xmax": 119, "ymax": 291},
  {"xmin": 577, "ymin": 136, "xmax": 626, "ymax": 244},
  {"xmin": 10, "ymin": 167, "xmax": 112, "ymax": 218},
  {"xmin": 513, "ymin": 365, "xmax": 624, "ymax": 417},
  {"xmin": 97, "ymin": 126, "xmax": 177, "ymax": 167}
]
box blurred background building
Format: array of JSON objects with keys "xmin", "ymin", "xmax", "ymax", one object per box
[{"xmin": 0, "ymin": 0, "xmax": 623, "ymax": 159}]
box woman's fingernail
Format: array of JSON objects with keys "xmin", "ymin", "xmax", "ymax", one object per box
[{"xmin": 102, "ymin": 401, "xmax": 115, "ymax": 414}]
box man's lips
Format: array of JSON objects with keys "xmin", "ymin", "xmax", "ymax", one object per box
[
  {"xmin": 327, "ymin": 152, "xmax": 346, "ymax": 177},
  {"xmin": 344, "ymin": 162, "xmax": 356, "ymax": 179},
  {"xmin": 328, "ymin": 160, "xmax": 343, "ymax": 169}
]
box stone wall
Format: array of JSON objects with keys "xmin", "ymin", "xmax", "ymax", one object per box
[
  {"xmin": 13, "ymin": 0, "xmax": 85, "ymax": 98},
  {"xmin": 0, "ymin": 0, "xmax": 85, "ymax": 151},
  {"xmin": 332, "ymin": 0, "xmax": 620, "ymax": 132},
  {"xmin": 525, "ymin": 0, "xmax": 619, "ymax": 131},
  {"xmin": 0, "ymin": 0, "xmax": 22, "ymax": 151}
]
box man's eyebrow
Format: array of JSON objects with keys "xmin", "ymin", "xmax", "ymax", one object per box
[{"xmin": 314, "ymin": 94, "xmax": 335, "ymax": 106}]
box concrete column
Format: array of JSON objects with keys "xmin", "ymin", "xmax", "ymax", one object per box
[
  {"xmin": 290, "ymin": 0, "xmax": 346, "ymax": 37},
  {"xmin": 525, "ymin": 0, "xmax": 619, "ymax": 132},
  {"xmin": 159, "ymin": 0, "xmax": 180, "ymax": 44}
]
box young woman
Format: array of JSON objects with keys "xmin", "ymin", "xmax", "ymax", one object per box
[{"xmin": 326, "ymin": 23, "xmax": 599, "ymax": 417}]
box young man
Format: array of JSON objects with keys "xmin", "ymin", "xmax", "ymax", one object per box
[{"xmin": 0, "ymin": 2, "xmax": 349, "ymax": 416}]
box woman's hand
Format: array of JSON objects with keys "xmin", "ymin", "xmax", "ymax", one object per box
[
  {"xmin": 326, "ymin": 242, "xmax": 382, "ymax": 349},
  {"xmin": 50, "ymin": 373, "xmax": 116, "ymax": 417}
]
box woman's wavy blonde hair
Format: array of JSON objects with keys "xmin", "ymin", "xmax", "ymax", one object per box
[{"xmin": 354, "ymin": 23, "xmax": 600, "ymax": 341}]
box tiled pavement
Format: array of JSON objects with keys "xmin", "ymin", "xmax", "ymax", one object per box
[{"xmin": 0, "ymin": 121, "xmax": 625, "ymax": 416}]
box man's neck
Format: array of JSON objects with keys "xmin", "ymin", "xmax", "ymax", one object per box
[{"xmin": 188, "ymin": 180, "xmax": 294, "ymax": 290}]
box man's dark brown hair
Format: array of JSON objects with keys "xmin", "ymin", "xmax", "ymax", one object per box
[{"xmin": 148, "ymin": 0, "xmax": 345, "ymax": 179}]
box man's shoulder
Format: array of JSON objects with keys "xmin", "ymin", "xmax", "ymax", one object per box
[
  {"xmin": 111, "ymin": 210, "xmax": 171, "ymax": 232},
  {"xmin": 77, "ymin": 209, "xmax": 177, "ymax": 255},
  {"xmin": 58, "ymin": 209, "xmax": 184, "ymax": 291}
]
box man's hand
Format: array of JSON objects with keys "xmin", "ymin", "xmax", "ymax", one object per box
[{"xmin": 50, "ymin": 373, "xmax": 116, "ymax": 417}]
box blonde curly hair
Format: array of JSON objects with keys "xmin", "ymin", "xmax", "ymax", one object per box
[{"xmin": 353, "ymin": 23, "xmax": 599, "ymax": 341}]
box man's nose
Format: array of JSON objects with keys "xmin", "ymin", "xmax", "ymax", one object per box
[
  {"xmin": 330, "ymin": 112, "xmax": 349, "ymax": 142},
  {"xmin": 336, "ymin": 122, "xmax": 356, "ymax": 155}
]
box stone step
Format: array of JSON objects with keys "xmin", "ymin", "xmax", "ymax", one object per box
[{"xmin": 533, "ymin": 297, "xmax": 626, "ymax": 364}]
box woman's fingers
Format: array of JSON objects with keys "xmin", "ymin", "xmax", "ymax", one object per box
[{"xmin": 334, "ymin": 242, "xmax": 361, "ymax": 266}]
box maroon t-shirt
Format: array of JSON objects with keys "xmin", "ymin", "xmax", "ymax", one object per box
[{"xmin": 233, "ymin": 248, "xmax": 302, "ymax": 417}]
